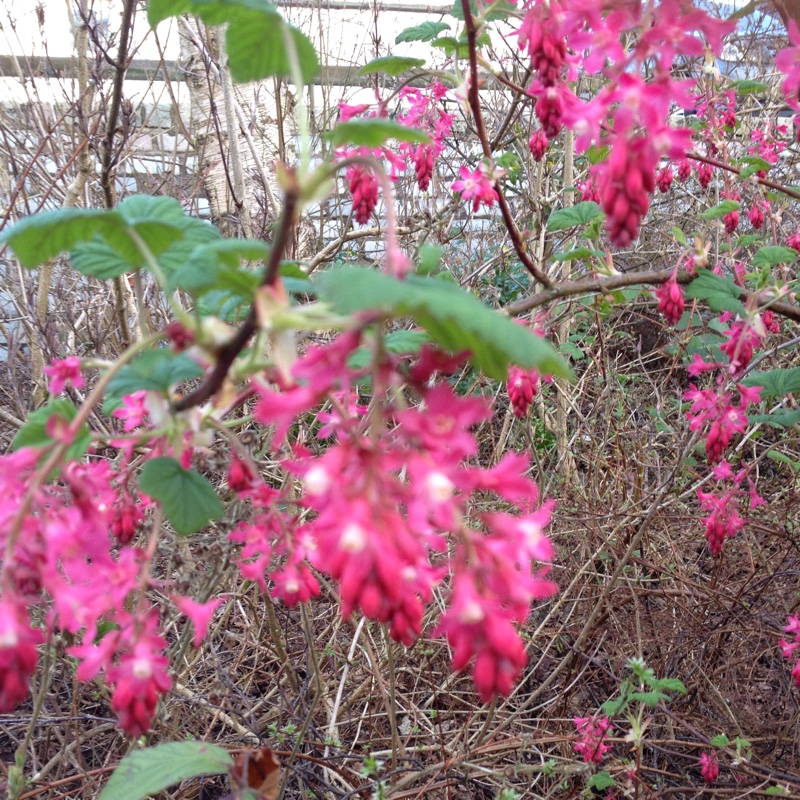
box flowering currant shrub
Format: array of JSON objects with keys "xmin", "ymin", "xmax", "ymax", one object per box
[{"xmin": 1, "ymin": 0, "xmax": 800, "ymax": 793}]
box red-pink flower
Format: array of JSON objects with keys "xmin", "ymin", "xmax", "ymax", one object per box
[
  {"xmin": 173, "ymin": 596, "xmax": 223, "ymax": 648},
  {"xmin": 776, "ymin": 21, "xmax": 800, "ymax": 110},
  {"xmin": 347, "ymin": 165, "xmax": 379, "ymax": 225},
  {"xmin": 508, "ymin": 366, "xmax": 540, "ymax": 417},
  {"xmin": 723, "ymin": 210, "xmax": 739, "ymax": 235},
  {"xmin": 43, "ymin": 356, "xmax": 85, "ymax": 395},
  {"xmin": 696, "ymin": 162, "xmax": 713, "ymax": 189},
  {"xmin": 0, "ymin": 600, "xmax": 42, "ymax": 712},
  {"xmin": 451, "ymin": 165, "xmax": 499, "ymax": 212},
  {"xmin": 574, "ymin": 715, "xmax": 613, "ymax": 763},
  {"xmin": 656, "ymin": 166, "xmax": 673, "ymax": 193},
  {"xmin": 747, "ymin": 201, "xmax": 766, "ymax": 230},
  {"xmin": 529, "ymin": 130, "xmax": 549, "ymax": 162},
  {"xmin": 700, "ymin": 751, "xmax": 719, "ymax": 784},
  {"xmin": 788, "ymin": 232, "xmax": 800, "ymax": 254},
  {"xmin": 677, "ymin": 160, "xmax": 692, "ymax": 182},
  {"xmin": 656, "ymin": 274, "xmax": 684, "ymax": 325}
]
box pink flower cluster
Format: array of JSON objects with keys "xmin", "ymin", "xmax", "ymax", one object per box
[
  {"xmin": 511, "ymin": 0, "xmax": 731, "ymax": 246},
  {"xmin": 231, "ymin": 334, "xmax": 558, "ymax": 702},
  {"xmin": 574, "ymin": 714, "xmax": 613, "ymax": 763},
  {"xmin": 0, "ymin": 427, "xmax": 222, "ymax": 735},
  {"xmin": 780, "ymin": 615, "xmax": 800, "ymax": 688},
  {"xmin": 451, "ymin": 164, "xmax": 500, "ymax": 212},
  {"xmin": 700, "ymin": 751, "xmax": 719, "ymax": 783},
  {"xmin": 656, "ymin": 272, "xmax": 684, "ymax": 325},
  {"xmin": 508, "ymin": 366, "xmax": 540, "ymax": 417}
]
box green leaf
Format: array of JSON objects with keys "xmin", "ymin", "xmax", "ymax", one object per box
[
  {"xmin": 148, "ymin": 0, "xmax": 191, "ymax": 26},
  {"xmin": 139, "ymin": 457, "xmax": 224, "ymax": 536},
  {"xmin": 736, "ymin": 233, "xmax": 761, "ymax": 248},
  {"xmin": 748, "ymin": 410, "xmax": 800, "ymax": 428},
  {"xmin": 169, "ymin": 239, "xmax": 269, "ymax": 295},
  {"xmin": 70, "ymin": 240, "xmax": 132, "ymax": 280},
  {"xmin": 737, "ymin": 155, "xmax": 772, "ymax": 178},
  {"xmin": 327, "ymin": 119, "xmax": 430, "ymax": 148},
  {"xmin": 685, "ymin": 269, "xmax": 747, "ymax": 316},
  {"xmin": 417, "ymin": 244, "xmax": 443, "ymax": 275},
  {"xmin": 450, "ymin": 0, "xmax": 515, "ymax": 20},
  {"xmin": 671, "ymin": 226, "xmax": 688, "ymax": 246},
  {"xmin": 430, "ymin": 36, "xmax": 470, "ymax": 57},
  {"xmin": 11, "ymin": 399, "xmax": 92, "ymax": 463},
  {"xmin": 654, "ymin": 677, "xmax": 687, "ymax": 694},
  {"xmin": 710, "ymin": 734, "xmax": 730, "ymax": 747},
  {"xmin": 225, "ymin": 16, "xmax": 319, "ymax": 84},
  {"xmin": 396, "ymin": 21, "xmax": 450, "ymax": 43},
  {"xmin": 349, "ymin": 329, "xmax": 431, "ymax": 369},
  {"xmin": 699, "ymin": 200, "xmax": 740, "ymax": 221},
  {"xmin": 629, "ymin": 690, "xmax": 670, "ymax": 707},
  {"xmin": 106, "ymin": 350, "xmax": 205, "ymax": 407},
  {"xmin": 587, "ymin": 772, "xmax": 615, "ymax": 791},
  {"xmin": 601, "ymin": 695, "xmax": 627, "ymax": 716},
  {"xmin": 547, "ymin": 202, "xmax": 604, "ymax": 232},
  {"xmin": 1, "ymin": 208, "xmax": 123, "ymax": 268},
  {"xmin": 731, "ymin": 78, "xmax": 769, "ymax": 95},
  {"xmin": 359, "ymin": 55, "xmax": 425, "ymax": 77},
  {"xmin": 741, "ymin": 367, "xmax": 800, "ymax": 400},
  {"xmin": 316, "ymin": 266, "xmax": 572, "ymax": 381},
  {"xmin": 98, "ymin": 740, "xmax": 233, "ymax": 800},
  {"xmin": 752, "ymin": 246, "xmax": 797, "ymax": 267}
]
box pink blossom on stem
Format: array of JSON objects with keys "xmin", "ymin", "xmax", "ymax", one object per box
[
  {"xmin": 724, "ymin": 210, "xmax": 739, "ymax": 235},
  {"xmin": 677, "ymin": 160, "xmax": 692, "ymax": 182},
  {"xmin": 788, "ymin": 232, "xmax": 800, "ymax": 254},
  {"xmin": 700, "ymin": 751, "xmax": 719, "ymax": 783},
  {"xmin": 656, "ymin": 273, "xmax": 684, "ymax": 325},
  {"xmin": 696, "ymin": 162, "xmax": 713, "ymax": 189},
  {"xmin": 574, "ymin": 715, "xmax": 613, "ymax": 763},
  {"xmin": 0, "ymin": 599, "xmax": 43, "ymax": 712},
  {"xmin": 347, "ymin": 164, "xmax": 379, "ymax": 225},
  {"xmin": 656, "ymin": 166, "xmax": 674, "ymax": 193},
  {"xmin": 451, "ymin": 165, "xmax": 499, "ymax": 212},
  {"xmin": 776, "ymin": 21, "xmax": 800, "ymax": 110},
  {"xmin": 529, "ymin": 130, "xmax": 549, "ymax": 162},
  {"xmin": 43, "ymin": 356, "xmax": 85, "ymax": 395},
  {"xmin": 173, "ymin": 596, "xmax": 223, "ymax": 648},
  {"xmin": 747, "ymin": 201, "xmax": 767, "ymax": 230},
  {"xmin": 507, "ymin": 366, "xmax": 540, "ymax": 417}
]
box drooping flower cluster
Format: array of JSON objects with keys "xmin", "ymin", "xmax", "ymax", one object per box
[
  {"xmin": 655, "ymin": 272, "xmax": 684, "ymax": 325},
  {"xmin": 508, "ymin": 365, "xmax": 540, "ymax": 417},
  {"xmin": 231, "ymin": 334, "xmax": 558, "ymax": 701},
  {"xmin": 574, "ymin": 714, "xmax": 613, "ymax": 763}
]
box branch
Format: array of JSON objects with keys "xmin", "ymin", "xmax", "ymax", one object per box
[
  {"xmin": 506, "ymin": 267, "xmax": 800, "ymax": 323},
  {"xmin": 173, "ymin": 189, "xmax": 300, "ymax": 412},
  {"xmin": 460, "ymin": 0, "xmax": 553, "ymax": 289}
]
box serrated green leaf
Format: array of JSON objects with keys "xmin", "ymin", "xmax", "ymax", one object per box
[
  {"xmin": 741, "ymin": 366, "xmax": 800, "ymax": 400},
  {"xmin": 600, "ymin": 695, "xmax": 627, "ymax": 716},
  {"xmin": 316, "ymin": 267, "xmax": 572, "ymax": 381},
  {"xmin": 450, "ymin": 0, "xmax": 515, "ymax": 20},
  {"xmin": 629, "ymin": 690, "xmax": 669, "ymax": 707},
  {"xmin": 737, "ymin": 155, "xmax": 772, "ymax": 178},
  {"xmin": 106, "ymin": 350, "xmax": 205, "ymax": 407},
  {"xmin": 99, "ymin": 740, "xmax": 233, "ymax": 800},
  {"xmin": 430, "ymin": 36, "xmax": 470, "ymax": 57},
  {"xmin": 1, "ymin": 208, "xmax": 124, "ymax": 268},
  {"xmin": 699, "ymin": 200, "xmax": 740, "ymax": 221},
  {"xmin": 654, "ymin": 677, "xmax": 687, "ymax": 693},
  {"xmin": 70, "ymin": 240, "xmax": 133, "ymax": 280},
  {"xmin": 710, "ymin": 734, "xmax": 730, "ymax": 747},
  {"xmin": 327, "ymin": 119, "xmax": 430, "ymax": 148},
  {"xmin": 752, "ymin": 246, "xmax": 797, "ymax": 267},
  {"xmin": 349, "ymin": 329, "xmax": 431, "ymax": 369},
  {"xmin": 547, "ymin": 202, "xmax": 604, "ymax": 232},
  {"xmin": 396, "ymin": 21, "xmax": 450, "ymax": 43},
  {"xmin": 748, "ymin": 410, "xmax": 800, "ymax": 428},
  {"xmin": 685, "ymin": 269, "xmax": 747, "ymax": 316},
  {"xmin": 587, "ymin": 772, "xmax": 615, "ymax": 791},
  {"xmin": 139, "ymin": 457, "xmax": 224, "ymax": 536},
  {"xmin": 169, "ymin": 239, "xmax": 269, "ymax": 294},
  {"xmin": 11, "ymin": 399, "xmax": 92, "ymax": 463},
  {"xmin": 359, "ymin": 55, "xmax": 425, "ymax": 76},
  {"xmin": 736, "ymin": 233, "xmax": 761, "ymax": 248}
]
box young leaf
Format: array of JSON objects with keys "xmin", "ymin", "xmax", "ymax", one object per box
[
  {"xmin": 710, "ymin": 734, "xmax": 730, "ymax": 747},
  {"xmin": 70, "ymin": 240, "xmax": 133, "ymax": 280},
  {"xmin": 752, "ymin": 246, "xmax": 797, "ymax": 267},
  {"xmin": 748, "ymin": 410, "xmax": 800, "ymax": 428},
  {"xmin": 139, "ymin": 457, "xmax": 224, "ymax": 536},
  {"xmin": 699, "ymin": 199, "xmax": 740, "ymax": 221},
  {"xmin": 654, "ymin": 677, "xmax": 687, "ymax": 694},
  {"xmin": 11, "ymin": 399, "xmax": 92, "ymax": 463},
  {"xmin": 587, "ymin": 772, "xmax": 615, "ymax": 791},
  {"xmin": 450, "ymin": 0, "xmax": 515, "ymax": 20},
  {"xmin": 685, "ymin": 269, "xmax": 747, "ymax": 316},
  {"xmin": 169, "ymin": 239, "xmax": 269, "ymax": 295},
  {"xmin": 98, "ymin": 741, "xmax": 233, "ymax": 800},
  {"xmin": 316, "ymin": 266, "xmax": 572, "ymax": 381},
  {"xmin": 546, "ymin": 202, "xmax": 604, "ymax": 232},
  {"xmin": 327, "ymin": 119, "xmax": 430, "ymax": 148},
  {"xmin": 731, "ymin": 78, "xmax": 769, "ymax": 94},
  {"xmin": 106, "ymin": 350, "xmax": 205, "ymax": 406},
  {"xmin": 629, "ymin": 690, "xmax": 670, "ymax": 707},
  {"xmin": 396, "ymin": 21, "xmax": 450, "ymax": 43},
  {"xmin": 359, "ymin": 55, "xmax": 426, "ymax": 76},
  {"xmin": 147, "ymin": 0, "xmax": 191, "ymax": 26}
]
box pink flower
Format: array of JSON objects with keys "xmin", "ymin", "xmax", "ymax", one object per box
[
  {"xmin": 700, "ymin": 751, "xmax": 719, "ymax": 784},
  {"xmin": 507, "ymin": 366, "xmax": 540, "ymax": 417},
  {"xmin": 696, "ymin": 162, "xmax": 713, "ymax": 189},
  {"xmin": 173, "ymin": 596, "xmax": 223, "ymax": 648},
  {"xmin": 451, "ymin": 165, "xmax": 499, "ymax": 212},
  {"xmin": 529, "ymin": 130, "xmax": 549, "ymax": 162},
  {"xmin": 724, "ymin": 210, "xmax": 739, "ymax": 235},
  {"xmin": 747, "ymin": 202, "xmax": 767, "ymax": 230},
  {"xmin": 412, "ymin": 145, "xmax": 434, "ymax": 191},
  {"xmin": 656, "ymin": 166, "xmax": 673, "ymax": 193},
  {"xmin": 677, "ymin": 160, "xmax": 692, "ymax": 182},
  {"xmin": 0, "ymin": 600, "xmax": 43, "ymax": 712},
  {"xmin": 656, "ymin": 274, "xmax": 684, "ymax": 325},
  {"xmin": 787, "ymin": 232, "xmax": 800, "ymax": 254},
  {"xmin": 43, "ymin": 356, "xmax": 85, "ymax": 395},
  {"xmin": 574, "ymin": 715, "xmax": 613, "ymax": 763},
  {"xmin": 776, "ymin": 21, "xmax": 800, "ymax": 110},
  {"xmin": 347, "ymin": 165, "xmax": 379, "ymax": 225}
]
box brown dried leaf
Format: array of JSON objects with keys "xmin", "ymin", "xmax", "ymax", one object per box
[{"xmin": 230, "ymin": 747, "xmax": 281, "ymax": 800}]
